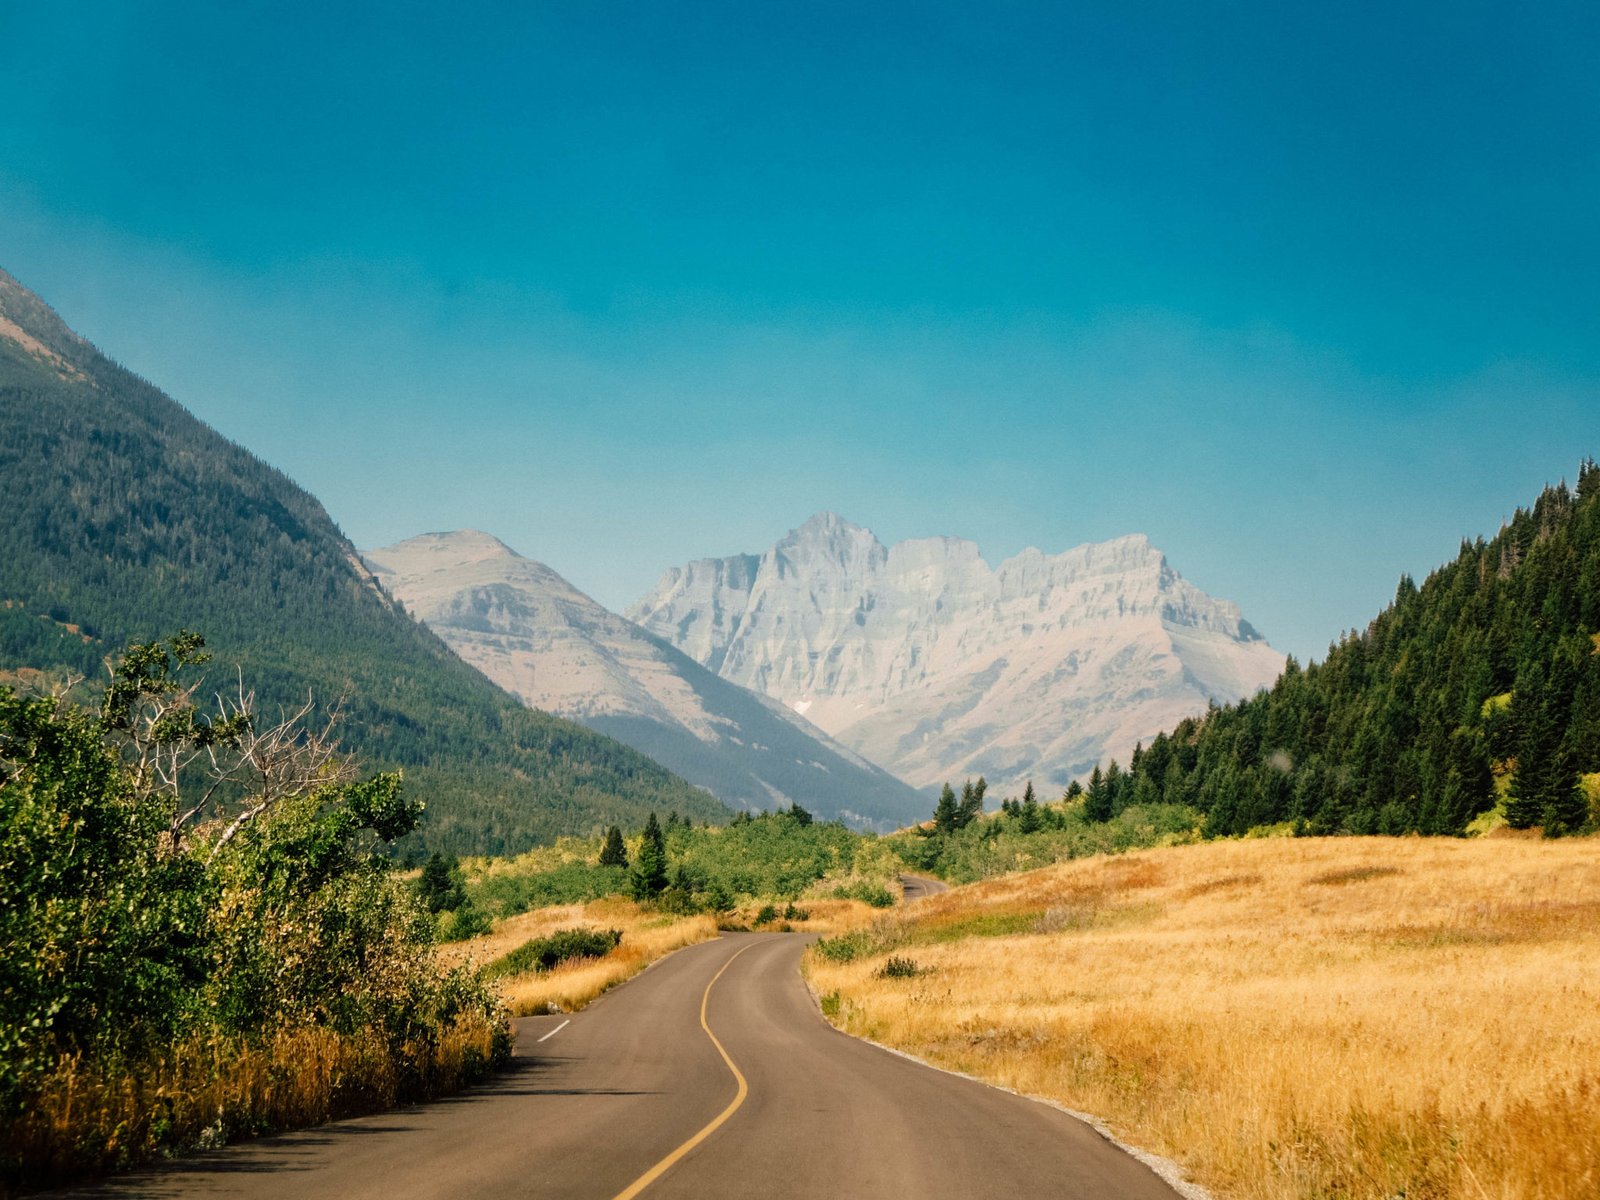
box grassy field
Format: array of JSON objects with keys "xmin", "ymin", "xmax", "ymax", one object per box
[
  {"xmin": 443, "ymin": 886, "xmax": 895, "ymax": 1017},
  {"xmin": 806, "ymin": 836, "xmax": 1600, "ymax": 1200},
  {"xmin": 440, "ymin": 898, "xmax": 720, "ymax": 1015}
]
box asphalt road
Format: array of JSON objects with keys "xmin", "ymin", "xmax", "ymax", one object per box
[
  {"xmin": 58, "ymin": 933, "xmax": 1180, "ymax": 1200},
  {"xmin": 898, "ymin": 872, "xmax": 949, "ymax": 902}
]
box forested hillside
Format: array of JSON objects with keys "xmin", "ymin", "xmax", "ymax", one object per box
[
  {"xmin": 0, "ymin": 267, "xmax": 725, "ymax": 853},
  {"xmin": 1084, "ymin": 464, "xmax": 1600, "ymax": 837}
]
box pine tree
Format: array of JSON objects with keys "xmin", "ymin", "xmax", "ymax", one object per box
[
  {"xmin": 1507, "ymin": 662, "xmax": 1572, "ymax": 830},
  {"xmin": 932, "ymin": 783, "xmax": 959, "ymax": 834},
  {"xmin": 956, "ymin": 778, "xmax": 985, "ymax": 828},
  {"xmin": 1084, "ymin": 766, "xmax": 1111, "ymax": 822},
  {"xmin": 629, "ymin": 813, "xmax": 670, "ymax": 899},
  {"xmin": 418, "ymin": 852, "xmax": 466, "ymax": 913},
  {"xmin": 1019, "ymin": 781, "xmax": 1040, "ymax": 834},
  {"xmin": 598, "ymin": 825, "xmax": 628, "ymax": 868}
]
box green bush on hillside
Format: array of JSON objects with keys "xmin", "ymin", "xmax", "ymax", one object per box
[{"xmin": 483, "ymin": 928, "xmax": 622, "ymax": 980}]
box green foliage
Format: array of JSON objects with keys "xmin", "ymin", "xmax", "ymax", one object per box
[
  {"xmin": 438, "ymin": 896, "xmax": 494, "ymax": 942},
  {"xmin": 598, "ymin": 824, "xmax": 628, "ymax": 868},
  {"xmin": 930, "ymin": 778, "xmax": 986, "ymax": 833},
  {"xmin": 888, "ymin": 799, "xmax": 1204, "ymax": 884},
  {"xmin": 830, "ymin": 880, "xmax": 897, "ymax": 907},
  {"xmin": 754, "ymin": 903, "xmax": 780, "ymax": 925},
  {"xmin": 0, "ymin": 635, "xmax": 509, "ymax": 1182},
  {"xmin": 0, "ymin": 685, "xmax": 203, "ymax": 1104},
  {"xmin": 465, "ymin": 807, "xmax": 899, "ymax": 919},
  {"xmin": 474, "ymin": 860, "xmax": 627, "ymax": 915},
  {"xmin": 629, "ymin": 812, "xmax": 670, "ymax": 899},
  {"xmin": 878, "ymin": 955, "xmax": 923, "ymax": 979},
  {"xmin": 0, "ymin": 298, "xmax": 726, "ymax": 855},
  {"xmin": 812, "ymin": 931, "xmax": 878, "ymax": 963},
  {"xmin": 1081, "ymin": 465, "xmax": 1600, "ymax": 840},
  {"xmin": 418, "ymin": 852, "xmax": 467, "ymax": 914},
  {"xmin": 482, "ymin": 928, "xmax": 622, "ymax": 980}
]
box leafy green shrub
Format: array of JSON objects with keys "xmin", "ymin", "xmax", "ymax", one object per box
[
  {"xmin": 878, "ymin": 956, "xmax": 922, "ymax": 979},
  {"xmin": 813, "ymin": 931, "xmax": 877, "ymax": 963},
  {"xmin": 783, "ymin": 903, "xmax": 810, "ymax": 921},
  {"xmin": 0, "ymin": 635, "xmax": 510, "ymax": 1190},
  {"xmin": 754, "ymin": 903, "xmax": 780, "ymax": 925},
  {"xmin": 482, "ymin": 928, "xmax": 622, "ymax": 980},
  {"xmin": 474, "ymin": 860, "xmax": 626, "ymax": 916},
  {"xmin": 831, "ymin": 880, "xmax": 896, "ymax": 907},
  {"xmin": 438, "ymin": 897, "xmax": 494, "ymax": 942}
]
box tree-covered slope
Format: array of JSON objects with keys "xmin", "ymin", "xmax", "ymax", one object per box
[
  {"xmin": 0, "ymin": 267, "xmax": 725, "ymax": 853},
  {"xmin": 1087, "ymin": 464, "xmax": 1600, "ymax": 837}
]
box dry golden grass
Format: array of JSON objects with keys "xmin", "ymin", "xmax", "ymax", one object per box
[
  {"xmin": 444, "ymin": 898, "xmax": 719, "ymax": 1016},
  {"xmin": 3, "ymin": 1014, "xmax": 504, "ymax": 1195},
  {"xmin": 806, "ymin": 837, "xmax": 1600, "ymax": 1200}
]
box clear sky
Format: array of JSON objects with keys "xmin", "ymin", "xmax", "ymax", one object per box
[{"xmin": 2, "ymin": 1, "xmax": 1596, "ymax": 663}]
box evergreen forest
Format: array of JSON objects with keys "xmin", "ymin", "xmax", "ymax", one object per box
[{"xmin": 1048, "ymin": 464, "xmax": 1600, "ymax": 840}]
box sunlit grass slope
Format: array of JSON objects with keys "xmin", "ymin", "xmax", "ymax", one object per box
[
  {"xmin": 806, "ymin": 836, "xmax": 1600, "ymax": 1200},
  {"xmin": 441, "ymin": 899, "xmax": 719, "ymax": 1015}
]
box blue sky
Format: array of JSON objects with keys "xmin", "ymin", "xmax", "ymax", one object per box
[{"xmin": 2, "ymin": 1, "xmax": 1596, "ymax": 662}]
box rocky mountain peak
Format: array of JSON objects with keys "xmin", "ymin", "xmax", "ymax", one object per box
[
  {"xmin": 632, "ymin": 515, "xmax": 1286, "ymax": 796},
  {"xmin": 364, "ymin": 531, "xmax": 929, "ymax": 828}
]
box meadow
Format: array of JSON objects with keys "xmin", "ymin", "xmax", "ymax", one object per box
[
  {"xmin": 806, "ymin": 835, "xmax": 1600, "ymax": 1200},
  {"xmin": 444, "ymin": 888, "xmax": 884, "ymax": 1016}
]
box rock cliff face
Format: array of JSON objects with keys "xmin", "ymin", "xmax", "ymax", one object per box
[
  {"xmin": 364, "ymin": 531, "xmax": 929, "ymax": 829},
  {"xmin": 629, "ymin": 513, "xmax": 1286, "ymax": 798}
]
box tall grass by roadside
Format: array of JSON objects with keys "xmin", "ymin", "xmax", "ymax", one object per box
[
  {"xmin": 443, "ymin": 888, "xmax": 892, "ymax": 1019},
  {"xmin": 805, "ymin": 836, "xmax": 1600, "ymax": 1200},
  {"xmin": 442, "ymin": 898, "xmax": 720, "ymax": 1015},
  {"xmin": 4, "ymin": 1014, "xmax": 504, "ymax": 1193},
  {"xmin": 1, "ymin": 638, "xmax": 511, "ymax": 1196}
]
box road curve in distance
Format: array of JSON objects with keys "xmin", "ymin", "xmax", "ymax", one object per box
[
  {"xmin": 49, "ymin": 934, "xmax": 1181, "ymax": 1200},
  {"xmin": 898, "ymin": 872, "xmax": 949, "ymax": 902}
]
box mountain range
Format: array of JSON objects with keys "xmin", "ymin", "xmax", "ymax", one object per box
[
  {"xmin": 630, "ymin": 512, "xmax": 1286, "ymax": 798},
  {"xmin": 363, "ymin": 531, "xmax": 929, "ymax": 829},
  {"xmin": 0, "ymin": 266, "xmax": 725, "ymax": 854}
]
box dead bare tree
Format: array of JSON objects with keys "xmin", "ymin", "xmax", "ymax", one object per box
[{"xmin": 98, "ymin": 631, "xmax": 353, "ymax": 853}]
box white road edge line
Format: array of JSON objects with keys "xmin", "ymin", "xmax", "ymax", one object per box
[{"xmin": 537, "ymin": 1019, "xmax": 571, "ymax": 1043}]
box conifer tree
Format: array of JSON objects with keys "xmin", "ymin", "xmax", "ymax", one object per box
[
  {"xmin": 418, "ymin": 852, "xmax": 467, "ymax": 913},
  {"xmin": 629, "ymin": 813, "xmax": 669, "ymax": 899},
  {"xmin": 1019, "ymin": 781, "xmax": 1040, "ymax": 834},
  {"xmin": 956, "ymin": 778, "xmax": 985, "ymax": 828},
  {"xmin": 932, "ymin": 783, "xmax": 959, "ymax": 833},
  {"xmin": 1084, "ymin": 765, "xmax": 1111, "ymax": 822},
  {"xmin": 598, "ymin": 824, "xmax": 628, "ymax": 868}
]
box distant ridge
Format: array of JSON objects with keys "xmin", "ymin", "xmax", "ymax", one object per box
[
  {"xmin": 363, "ymin": 531, "xmax": 929, "ymax": 829},
  {"xmin": 0, "ymin": 266, "xmax": 726, "ymax": 854},
  {"xmin": 631, "ymin": 512, "xmax": 1285, "ymax": 797}
]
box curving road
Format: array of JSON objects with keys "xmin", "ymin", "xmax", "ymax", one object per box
[
  {"xmin": 58, "ymin": 934, "xmax": 1180, "ymax": 1199},
  {"xmin": 897, "ymin": 873, "xmax": 949, "ymax": 902}
]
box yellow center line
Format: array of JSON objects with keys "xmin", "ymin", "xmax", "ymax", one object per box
[{"xmin": 609, "ymin": 940, "xmax": 757, "ymax": 1200}]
